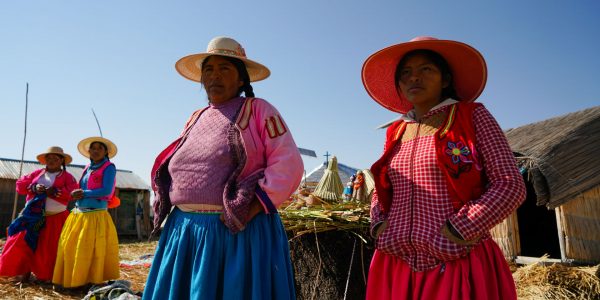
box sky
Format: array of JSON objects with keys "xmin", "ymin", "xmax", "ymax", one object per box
[{"xmin": 1, "ymin": 1, "xmax": 599, "ymax": 189}]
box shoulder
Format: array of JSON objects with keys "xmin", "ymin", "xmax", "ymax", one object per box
[{"xmin": 250, "ymin": 97, "xmax": 279, "ymax": 114}]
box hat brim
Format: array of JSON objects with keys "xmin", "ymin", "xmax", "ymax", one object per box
[
  {"xmin": 36, "ymin": 152, "xmax": 73, "ymax": 165},
  {"xmin": 175, "ymin": 53, "xmax": 271, "ymax": 83},
  {"xmin": 77, "ymin": 136, "xmax": 118, "ymax": 159},
  {"xmin": 362, "ymin": 39, "xmax": 487, "ymax": 113}
]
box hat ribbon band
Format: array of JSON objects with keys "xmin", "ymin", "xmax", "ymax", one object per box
[{"xmin": 208, "ymin": 48, "xmax": 246, "ymax": 58}]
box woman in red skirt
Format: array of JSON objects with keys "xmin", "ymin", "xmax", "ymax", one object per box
[
  {"xmin": 0, "ymin": 146, "xmax": 78, "ymax": 283},
  {"xmin": 361, "ymin": 37, "xmax": 526, "ymax": 299}
]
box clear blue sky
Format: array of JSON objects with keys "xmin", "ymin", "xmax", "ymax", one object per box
[{"xmin": 1, "ymin": 1, "xmax": 599, "ymax": 187}]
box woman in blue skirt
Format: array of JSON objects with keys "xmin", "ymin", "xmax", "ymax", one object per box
[{"xmin": 143, "ymin": 36, "xmax": 303, "ymax": 300}]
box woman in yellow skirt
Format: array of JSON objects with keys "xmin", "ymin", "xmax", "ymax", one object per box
[{"xmin": 52, "ymin": 137, "xmax": 120, "ymax": 288}]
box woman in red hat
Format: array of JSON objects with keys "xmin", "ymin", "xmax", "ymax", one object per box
[
  {"xmin": 362, "ymin": 37, "xmax": 526, "ymax": 299},
  {"xmin": 0, "ymin": 146, "xmax": 78, "ymax": 283}
]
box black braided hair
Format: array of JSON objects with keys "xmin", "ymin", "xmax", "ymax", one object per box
[
  {"xmin": 202, "ymin": 55, "xmax": 255, "ymax": 97},
  {"xmin": 394, "ymin": 49, "xmax": 459, "ymax": 101}
]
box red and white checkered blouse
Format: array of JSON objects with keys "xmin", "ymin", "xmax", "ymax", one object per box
[{"xmin": 371, "ymin": 101, "xmax": 525, "ymax": 271}]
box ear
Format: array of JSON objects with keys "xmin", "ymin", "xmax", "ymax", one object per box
[
  {"xmin": 442, "ymin": 74, "xmax": 451, "ymax": 89},
  {"xmin": 238, "ymin": 79, "xmax": 244, "ymax": 88}
]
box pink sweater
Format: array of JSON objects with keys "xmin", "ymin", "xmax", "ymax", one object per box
[{"xmin": 168, "ymin": 97, "xmax": 244, "ymax": 206}]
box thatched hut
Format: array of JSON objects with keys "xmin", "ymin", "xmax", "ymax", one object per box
[
  {"xmin": 0, "ymin": 158, "xmax": 152, "ymax": 239},
  {"xmin": 490, "ymin": 106, "xmax": 600, "ymax": 264}
]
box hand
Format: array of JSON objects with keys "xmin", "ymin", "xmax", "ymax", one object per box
[
  {"xmin": 440, "ymin": 221, "xmax": 479, "ymax": 246},
  {"xmin": 219, "ymin": 200, "xmax": 264, "ymax": 224},
  {"xmin": 34, "ymin": 184, "xmax": 47, "ymax": 194},
  {"xmin": 374, "ymin": 220, "xmax": 388, "ymax": 239},
  {"xmin": 46, "ymin": 187, "xmax": 59, "ymax": 197},
  {"xmin": 71, "ymin": 189, "xmax": 84, "ymax": 200}
]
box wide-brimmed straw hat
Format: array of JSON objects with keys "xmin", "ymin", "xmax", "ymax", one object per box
[
  {"xmin": 77, "ymin": 136, "xmax": 118, "ymax": 159},
  {"xmin": 362, "ymin": 36, "xmax": 487, "ymax": 113},
  {"xmin": 175, "ymin": 36, "xmax": 271, "ymax": 83},
  {"xmin": 36, "ymin": 146, "xmax": 72, "ymax": 165}
]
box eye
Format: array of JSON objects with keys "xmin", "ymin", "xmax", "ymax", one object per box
[{"xmin": 399, "ymin": 69, "xmax": 411, "ymax": 78}]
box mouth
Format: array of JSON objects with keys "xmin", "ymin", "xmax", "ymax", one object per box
[{"xmin": 407, "ymin": 85, "xmax": 424, "ymax": 93}]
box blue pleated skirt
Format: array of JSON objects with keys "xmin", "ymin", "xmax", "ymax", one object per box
[{"xmin": 143, "ymin": 208, "xmax": 296, "ymax": 300}]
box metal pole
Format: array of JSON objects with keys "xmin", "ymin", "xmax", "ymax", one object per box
[{"xmin": 12, "ymin": 83, "xmax": 29, "ymax": 220}]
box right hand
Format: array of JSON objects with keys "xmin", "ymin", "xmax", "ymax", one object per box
[
  {"xmin": 34, "ymin": 184, "xmax": 47, "ymax": 194},
  {"xmin": 71, "ymin": 189, "xmax": 84, "ymax": 200},
  {"xmin": 374, "ymin": 220, "xmax": 388, "ymax": 239}
]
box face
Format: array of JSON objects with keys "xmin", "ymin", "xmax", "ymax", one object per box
[
  {"xmin": 201, "ymin": 56, "xmax": 243, "ymax": 104},
  {"xmin": 397, "ymin": 53, "xmax": 449, "ymax": 110},
  {"xmin": 45, "ymin": 154, "xmax": 64, "ymax": 170},
  {"xmin": 89, "ymin": 142, "xmax": 108, "ymax": 162}
]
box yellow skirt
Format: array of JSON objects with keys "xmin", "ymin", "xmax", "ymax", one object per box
[{"xmin": 52, "ymin": 210, "xmax": 120, "ymax": 288}]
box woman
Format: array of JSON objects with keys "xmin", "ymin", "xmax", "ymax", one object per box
[
  {"xmin": 52, "ymin": 137, "xmax": 120, "ymax": 288},
  {"xmin": 0, "ymin": 146, "xmax": 78, "ymax": 282},
  {"xmin": 362, "ymin": 36, "xmax": 526, "ymax": 299},
  {"xmin": 143, "ymin": 36, "xmax": 303, "ymax": 300}
]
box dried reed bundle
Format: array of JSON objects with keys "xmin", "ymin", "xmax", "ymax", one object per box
[{"xmin": 514, "ymin": 257, "xmax": 600, "ymax": 300}]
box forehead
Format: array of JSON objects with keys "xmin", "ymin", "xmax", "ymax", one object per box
[
  {"xmin": 203, "ymin": 56, "xmax": 235, "ymax": 67},
  {"xmin": 400, "ymin": 53, "xmax": 436, "ymax": 67},
  {"xmin": 90, "ymin": 142, "xmax": 107, "ymax": 150},
  {"xmin": 45, "ymin": 153, "xmax": 63, "ymax": 159}
]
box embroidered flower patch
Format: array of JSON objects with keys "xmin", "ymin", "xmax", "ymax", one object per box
[{"xmin": 445, "ymin": 141, "xmax": 472, "ymax": 164}]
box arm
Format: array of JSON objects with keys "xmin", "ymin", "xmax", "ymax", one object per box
[
  {"xmin": 448, "ymin": 106, "xmax": 526, "ymax": 240},
  {"xmin": 16, "ymin": 169, "xmax": 42, "ymax": 196},
  {"xmin": 254, "ymin": 100, "xmax": 304, "ymax": 212},
  {"xmin": 53, "ymin": 172, "xmax": 79, "ymax": 204},
  {"xmin": 83, "ymin": 164, "xmax": 117, "ymax": 199}
]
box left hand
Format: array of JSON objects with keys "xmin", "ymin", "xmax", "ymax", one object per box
[
  {"xmin": 440, "ymin": 221, "xmax": 480, "ymax": 246},
  {"xmin": 219, "ymin": 200, "xmax": 264, "ymax": 224}
]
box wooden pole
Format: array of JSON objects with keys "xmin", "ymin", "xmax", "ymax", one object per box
[{"xmin": 12, "ymin": 83, "xmax": 29, "ymax": 221}]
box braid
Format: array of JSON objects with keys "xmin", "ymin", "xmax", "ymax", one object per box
[{"xmin": 243, "ymin": 83, "xmax": 255, "ymax": 97}]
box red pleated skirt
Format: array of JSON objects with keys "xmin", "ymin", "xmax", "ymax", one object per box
[
  {"xmin": 366, "ymin": 239, "xmax": 516, "ymax": 300},
  {"xmin": 0, "ymin": 210, "xmax": 69, "ymax": 281}
]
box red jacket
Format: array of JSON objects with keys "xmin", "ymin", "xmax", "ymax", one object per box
[{"xmin": 16, "ymin": 168, "xmax": 79, "ymax": 205}]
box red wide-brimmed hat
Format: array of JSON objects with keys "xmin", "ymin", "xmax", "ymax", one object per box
[{"xmin": 362, "ymin": 36, "xmax": 487, "ymax": 113}]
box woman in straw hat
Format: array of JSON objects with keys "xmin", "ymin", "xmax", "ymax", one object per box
[
  {"xmin": 362, "ymin": 37, "xmax": 526, "ymax": 299},
  {"xmin": 0, "ymin": 146, "xmax": 78, "ymax": 283},
  {"xmin": 52, "ymin": 137, "xmax": 120, "ymax": 288},
  {"xmin": 143, "ymin": 36, "xmax": 302, "ymax": 300}
]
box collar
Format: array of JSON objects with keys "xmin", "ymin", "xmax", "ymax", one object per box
[
  {"xmin": 90, "ymin": 157, "xmax": 109, "ymax": 170},
  {"xmin": 400, "ymin": 98, "xmax": 458, "ymax": 123}
]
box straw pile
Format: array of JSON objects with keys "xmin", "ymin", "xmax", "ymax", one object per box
[
  {"xmin": 514, "ymin": 258, "xmax": 600, "ymax": 300},
  {"xmin": 280, "ymin": 201, "xmax": 371, "ymax": 242}
]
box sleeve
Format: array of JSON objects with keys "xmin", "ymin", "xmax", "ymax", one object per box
[
  {"xmin": 53, "ymin": 172, "xmax": 79, "ymax": 205},
  {"xmin": 370, "ymin": 132, "xmax": 391, "ymax": 237},
  {"xmin": 448, "ymin": 106, "xmax": 526, "ymax": 240},
  {"xmin": 370, "ymin": 190, "xmax": 387, "ymax": 237},
  {"xmin": 15, "ymin": 170, "xmax": 40, "ymax": 197},
  {"xmin": 253, "ymin": 100, "xmax": 304, "ymax": 213},
  {"xmin": 83, "ymin": 164, "xmax": 117, "ymax": 199}
]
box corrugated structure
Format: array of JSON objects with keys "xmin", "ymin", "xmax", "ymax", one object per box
[
  {"xmin": 0, "ymin": 158, "xmax": 152, "ymax": 239},
  {"xmin": 490, "ymin": 106, "xmax": 600, "ymax": 264}
]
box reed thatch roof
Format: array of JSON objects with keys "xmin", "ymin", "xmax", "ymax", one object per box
[{"xmin": 505, "ymin": 105, "xmax": 600, "ymax": 209}]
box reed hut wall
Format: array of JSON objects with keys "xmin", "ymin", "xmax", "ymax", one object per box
[
  {"xmin": 556, "ymin": 186, "xmax": 600, "ymax": 263},
  {"xmin": 491, "ymin": 212, "xmax": 520, "ymax": 258}
]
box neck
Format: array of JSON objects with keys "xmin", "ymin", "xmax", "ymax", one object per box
[
  {"xmin": 92, "ymin": 158, "xmax": 105, "ymax": 165},
  {"xmin": 46, "ymin": 167, "xmax": 61, "ymax": 173},
  {"xmin": 413, "ymin": 99, "xmax": 443, "ymax": 121}
]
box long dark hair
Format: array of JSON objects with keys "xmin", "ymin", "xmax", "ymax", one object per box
[
  {"xmin": 394, "ymin": 49, "xmax": 459, "ymax": 101},
  {"xmin": 202, "ymin": 55, "xmax": 255, "ymax": 97}
]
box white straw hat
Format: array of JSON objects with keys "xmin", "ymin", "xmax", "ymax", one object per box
[{"xmin": 175, "ymin": 36, "xmax": 270, "ymax": 83}]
